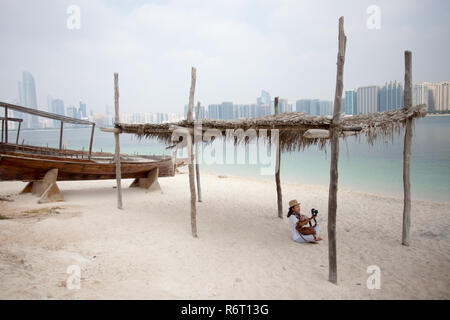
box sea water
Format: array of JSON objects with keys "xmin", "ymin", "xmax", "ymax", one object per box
[{"xmin": 7, "ymin": 116, "xmax": 450, "ymax": 203}]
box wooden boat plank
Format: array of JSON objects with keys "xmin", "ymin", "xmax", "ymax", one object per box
[{"xmin": 0, "ymin": 153, "xmax": 174, "ymax": 181}]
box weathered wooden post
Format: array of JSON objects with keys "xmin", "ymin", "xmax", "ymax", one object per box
[
  {"xmin": 114, "ymin": 72, "xmax": 123, "ymax": 209},
  {"xmin": 88, "ymin": 123, "xmax": 95, "ymax": 160},
  {"xmin": 59, "ymin": 121, "xmax": 64, "ymax": 150},
  {"xmin": 16, "ymin": 120, "xmax": 22, "ymax": 145},
  {"xmin": 402, "ymin": 51, "xmax": 413, "ymax": 246},
  {"xmin": 274, "ymin": 97, "xmax": 283, "ymax": 218},
  {"xmin": 172, "ymin": 143, "xmax": 179, "ymax": 173},
  {"xmin": 4, "ymin": 107, "xmax": 8, "ymax": 143},
  {"xmin": 195, "ymin": 101, "xmax": 202, "ymax": 202},
  {"xmin": 187, "ymin": 67, "xmax": 198, "ymax": 237},
  {"xmin": 328, "ymin": 16, "xmax": 346, "ymax": 285}
]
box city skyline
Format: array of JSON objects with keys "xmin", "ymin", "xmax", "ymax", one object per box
[
  {"xmin": 0, "ymin": 0, "xmax": 449, "ymax": 114},
  {"xmin": 3, "ymin": 69, "xmax": 449, "ymax": 129}
]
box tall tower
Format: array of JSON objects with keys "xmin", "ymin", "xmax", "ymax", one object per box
[
  {"xmin": 357, "ymin": 86, "xmax": 379, "ymax": 114},
  {"xmin": 18, "ymin": 71, "xmax": 39, "ymax": 128},
  {"xmin": 257, "ymin": 90, "xmax": 271, "ymax": 106},
  {"xmin": 345, "ymin": 90, "xmax": 357, "ymax": 115},
  {"xmin": 79, "ymin": 101, "xmax": 87, "ymax": 118}
]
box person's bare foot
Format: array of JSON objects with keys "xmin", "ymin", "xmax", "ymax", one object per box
[{"xmin": 316, "ymin": 237, "xmax": 323, "ymax": 241}]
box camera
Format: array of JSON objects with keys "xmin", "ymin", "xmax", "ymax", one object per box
[{"xmin": 311, "ymin": 208, "xmax": 319, "ymax": 216}]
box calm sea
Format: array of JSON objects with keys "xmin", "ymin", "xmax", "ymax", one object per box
[{"xmin": 7, "ymin": 116, "xmax": 450, "ymax": 203}]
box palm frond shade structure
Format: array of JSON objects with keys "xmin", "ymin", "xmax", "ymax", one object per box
[
  {"xmin": 115, "ymin": 104, "xmax": 427, "ymax": 151},
  {"xmin": 101, "ymin": 17, "xmax": 427, "ymax": 285}
]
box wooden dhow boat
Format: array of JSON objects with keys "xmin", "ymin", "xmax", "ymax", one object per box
[
  {"xmin": 0, "ymin": 102, "xmax": 184, "ymax": 203},
  {"xmin": 0, "ymin": 143, "xmax": 176, "ymax": 181}
]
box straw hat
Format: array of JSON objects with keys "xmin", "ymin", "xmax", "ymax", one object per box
[{"xmin": 289, "ymin": 199, "xmax": 300, "ymax": 208}]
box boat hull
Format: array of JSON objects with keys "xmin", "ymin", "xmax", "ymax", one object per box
[{"xmin": 0, "ymin": 146, "xmax": 175, "ymax": 182}]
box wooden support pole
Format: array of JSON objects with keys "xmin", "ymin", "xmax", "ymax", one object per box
[
  {"xmin": 328, "ymin": 16, "xmax": 346, "ymax": 285},
  {"xmin": 274, "ymin": 97, "xmax": 283, "ymax": 218},
  {"xmin": 195, "ymin": 101, "xmax": 202, "ymax": 202},
  {"xmin": 59, "ymin": 121, "xmax": 64, "ymax": 150},
  {"xmin": 16, "ymin": 121, "xmax": 21, "ymax": 145},
  {"xmin": 88, "ymin": 123, "xmax": 95, "ymax": 160},
  {"xmin": 5, "ymin": 107, "xmax": 8, "ymax": 143},
  {"xmin": 402, "ymin": 51, "xmax": 413, "ymax": 246},
  {"xmin": 172, "ymin": 144, "xmax": 179, "ymax": 173},
  {"xmin": 1, "ymin": 119, "xmax": 4, "ymax": 143},
  {"xmin": 114, "ymin": 72, "xmax": 123, "ymax": 209},
  {"xmin": 187, "ymin": 67, "xmax": 198, "ymax": 237}
]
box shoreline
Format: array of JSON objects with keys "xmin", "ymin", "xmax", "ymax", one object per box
[
  {"xmin": 426, "ymin": 113, "xmax": 450, "ymax": 117},
  {"xmin": 200, "ymin": 169, "xmax": 450, "ymax": 206}
]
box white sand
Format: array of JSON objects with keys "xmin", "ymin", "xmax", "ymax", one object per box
[{"xmin": 0, "ymin": 171, "xmax": 449, "ymax": 299}]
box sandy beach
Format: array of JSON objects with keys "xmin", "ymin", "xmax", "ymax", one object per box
[{"xmin": 0, "ymin": 170, "xmax": 449, "ymax": 300}]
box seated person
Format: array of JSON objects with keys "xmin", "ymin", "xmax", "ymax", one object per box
[{"xmin": 287, "ymin": 199, "xmax": 322, "ymax": 244}]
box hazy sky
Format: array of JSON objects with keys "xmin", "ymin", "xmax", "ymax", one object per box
[{"xmin": 0, "ymin": 0, "xmax": 449, "ymax": 114}]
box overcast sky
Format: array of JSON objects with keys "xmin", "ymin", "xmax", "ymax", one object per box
[{"xmin": 0, "ymin": 0, "xmax": 449, "ymax": 114}]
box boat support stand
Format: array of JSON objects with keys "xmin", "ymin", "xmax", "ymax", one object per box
[{"xmin": 20, "ymin": 168, "xmax": 64, "ymax": 203}]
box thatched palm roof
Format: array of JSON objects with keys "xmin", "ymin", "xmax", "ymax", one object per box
[{"xmin": 115, "ymin": 104, "xmax": 427, "ymax": 151}]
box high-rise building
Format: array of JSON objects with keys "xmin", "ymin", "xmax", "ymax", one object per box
[
  {"xmin": 318, "ymin": 101, "xmax": 332, "ymax": 116},
  {"xmin": 257, "ymin": 90, "xmax": 271, "ymax": 106},
  {"xmin": 51, "ymin": 99, "xmax": 65, "ymax": 115},
  {"xmin": 345, "ymin": 90, "xmax": 357, "ymax": 115},
  {"xmin": 18, "ymin": 71, "xmax": 39, "ymax": 128},
  {"xmin": 295, "ymin": 99, "xmax": 322, "ymax": 115},
  {"xmin": 46, "ymin": 95, "xmax": 53, "ymax": 112},
  {"xmin": 296, "ymin": 100, "xmax": 310, "ymax": 114},
  {"xmin": 413, "ymin": 82, "xmax": 431, "ymax": 109},
  {"xmin": 184, "ymin": 105, "xmax": 188, "ymax": 119},
  {"xmin": 221, "ymin": 102, "xmax": 234, "ymax": 120},
  {"xmin": 271, "ymin": 98, "xmax": 289, "ymax": 114},
  {"xmin": 185, "ymin": 104, "xmax": 206, "ymax": 120},
  {"xmin": 413, "ymin": 81, "xmax": 449, "ymax": 112},
  {"xmin": 66, "ymin": 106, "xmax": 78, "ymax": 118},
  {"xmin": 50, "ymin": 99, "xmax": 65, "ymax": 127},
  {"xmin": 194, "ymin": 104, "xmax": 206, "ymax": 120},
  {"xmin": 235, "ymin": 104, "xmax": 248, "ymax": 118},
  {"xmin": 357, "ymin": 86, "xmax": 379, "ymax": 114},
  {"xmin": 157, "ymin": 113, "xmax": 168, "ymax": 123},
  {"xmin": 257, "ymin": 104, "xmax": 270, "ymax": 117},
  {"xmin": 278, "ymin": 99, "xmax": 289, "ymax": 113},
  {"xmin": 379, "ymin": 81, "xmax": 403, "ymax": 112},
  {"xmin": 79, "ymin": 101, "xmax": 87, "ymax": 118},
  {"xmin": 309, "ymin": 100, "xmax": 320, "ymax": 116},
  {"xmin": 207, "ymin": 104, "xmax": 221, "ymax": 119},
  {"xmin": 435, "ymin": 82, "xmax": 450, "ymax": 112},
  {"xmin": 428, "ymin": 83, "xmax": 438, "ymax": 111}
]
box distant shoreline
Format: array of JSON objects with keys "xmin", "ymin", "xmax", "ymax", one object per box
[
  {"xmin": 5, "ymin": 114, "xmax": 450, "ymax": 131},
  {"xmin": 199, "ymin": 169, "xmax": 450, "ymax": 205},
  {"xmin": 427, "ymin": 113, "xmax": 450, "ymax": 117}
]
